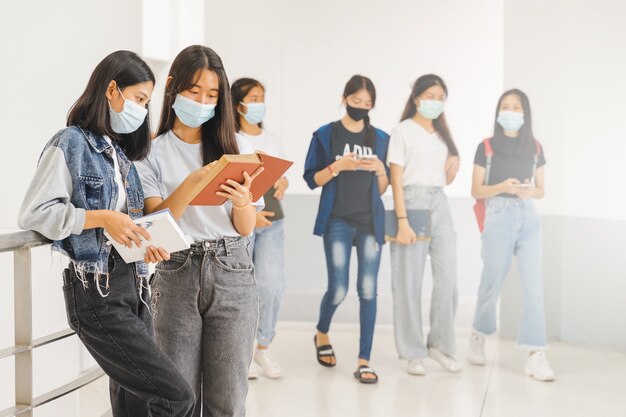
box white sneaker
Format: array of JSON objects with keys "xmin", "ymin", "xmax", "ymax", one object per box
[
  {"xmin": 428, "ymin": 348, "xmax": 462, "ymax": 373},
  {"xmin": 525, "ymin": 351, "xmax": 555, "ymax": 382},
  {"xmin": 254, "ymin": 348, "xmax": 283, "ymax": 379},
  {"xmin": 248, "ymin": 361, "xmax": 258, "ymax": 380},
  {"xmin": 467, "ymin": 332, "xmax": 486, "ymax": 366},
  {"xmin": 407, "ymin": 359, "xmax": 426, "ymax": 376}
]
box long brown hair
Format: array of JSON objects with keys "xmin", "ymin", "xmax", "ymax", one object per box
[
  {"xmin": 401, "ymin": 74, "xmax": 458, "ymax": 156},
  {"xmin": 344, "ymin": 75, "xmax": 377, "ymax": 149},
  {"xmin": 157, "ymin": 45, "xmax": 238, "ymax": 164},
  {"xmin": 67, "ymin": 50, "xmax": 155, "ymax": 161},
  {"xmin": 231, "ymin": 78, "xmax": 265, "ymax": 132}
]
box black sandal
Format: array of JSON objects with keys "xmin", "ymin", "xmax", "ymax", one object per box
[
  {"xmin": 353, "ymin": 365, "xmax": 379, "ymax": 384},
  {"xmin": 314, "ymin": 335, "xmax": 336, "ymax": 367}
]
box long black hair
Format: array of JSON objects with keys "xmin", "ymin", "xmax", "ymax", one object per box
[
  {"xmin": 401, "ymin": 74, "xmax": 459, "ymax": 157},
  {"xmin": 67, "ymin": 50, "xmax": 155, "ymax": 161},
  {"xmin": 343, "ymin": 75, "xmax": 377, "ymax": 149},
  {"xmin": 231, "ymin": 78, "xmax": 265, "ymax": 132},
  {"xmin": 493, "ymin": 89, "xmax": 536, "ymax": 156},
  {"xmin": 157, "ymin": 45, "xmax": 238, "ymax": 164}
]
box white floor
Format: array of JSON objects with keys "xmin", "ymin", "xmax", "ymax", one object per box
[{"xmin": 246, "ymin": 323, "xmax": 626, "ymax": 417}]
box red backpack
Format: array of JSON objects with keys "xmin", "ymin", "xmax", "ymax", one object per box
[{"xmin": 473, "ymin": 138, "xmax": 541, "ymax": 233}]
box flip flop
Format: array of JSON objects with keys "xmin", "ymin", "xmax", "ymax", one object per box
[
  {"xmin": 314, "ymin": 335, "xmax": 336, "ymax": 367},
  {"xmin": 353, "ymin": 365, "xmax": 379, "ymax": 384}
]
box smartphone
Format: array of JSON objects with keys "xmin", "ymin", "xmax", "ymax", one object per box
[
  {"xmin": 357, "ymin": 154, "xmax": 377, "ymax": 160},
  {"xmin": 516, "ymin": 183, "xmax": 533, "ymax": 188}
]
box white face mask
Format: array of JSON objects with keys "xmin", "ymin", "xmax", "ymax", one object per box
[{"xmin": 108, "ymin": 87, "xmax": 148, "ymax": 134}]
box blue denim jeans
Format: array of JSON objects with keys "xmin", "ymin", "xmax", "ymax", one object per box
[
  {"xmin": 317, "ymin": 217, "xmax": 382, "ymax": 361},
  {"xmin": 472, "ymin": 197, "xmax": 547, "ymax": 349},
  {"xmin": 249, "ymin": 219, "xmax": 286, "ymax": 347},
  {"xmin": 390, "ymin": 186, "xmax": 458, "ymax": 360}
]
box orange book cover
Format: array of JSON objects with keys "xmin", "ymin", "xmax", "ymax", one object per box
[{"xmin": 189, "ymin": 153, "xmax": 293, "ymax": 206}]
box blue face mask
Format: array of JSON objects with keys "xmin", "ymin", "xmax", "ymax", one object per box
[
  {"xmin": 240, "ymin": 102, "xmax": 266, "ymax": 125},
  {"xmin": 172, "ymin": 94, "xmax": 216, "ymax": 128},
  {"xmin": 417, "ymin": 100, "xmax": 445, "ymax": 120},
  {"xmin": 497, "ymin": 111, "xmax": 525, "ymax": 132},
  {"xmin": 108, "ymin": 87, "xmax": 148, "ymax": 134}
]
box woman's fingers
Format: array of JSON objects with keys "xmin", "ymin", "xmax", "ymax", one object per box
[
  {"xmin": 157, "ymin": 247, "xmax": 170, "ymax": 261},
  {"xmin": 249, "ymin": 167, "xmax": 265, "ymax": 183}
]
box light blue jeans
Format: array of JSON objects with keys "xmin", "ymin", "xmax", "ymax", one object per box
[
  {"xmin": 472, "ymin": 197, "xmax": 547, "ymax": 349},
  {"xmin": 249, "ymin": 219, "xmax": 286, "ymax": 347},
  {"xmin": 391, "ymin": 186, "xmax": 458, "ymax": 360}
]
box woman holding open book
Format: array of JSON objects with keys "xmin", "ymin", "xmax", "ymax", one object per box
[
  {"xmin": 135, "ymin": 45, "xmax": 263, "ymax": 417},
  {"xmin": 18, "ymin": 51, "xmax": 195, "ymax": 416},
  {"xmin": 232, "ymin": 77, "xmax": 288, "ymax": 380},
  {"xmin": 303, "ymin": 75, "xmax": 390, "ymax": 384}
]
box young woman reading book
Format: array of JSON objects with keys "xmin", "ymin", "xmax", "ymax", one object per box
[{"xmin": 135, "ymin": 45, "xmax": 263, "ymax": 417}]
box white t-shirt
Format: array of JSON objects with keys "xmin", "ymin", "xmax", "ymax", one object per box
[
  {"xmin": 386, "ymin": 119, "xmax": 449, "ymax": 187},
  {"xmin": 238, "ymin": 129, "xmax": 291, "ymax": 177},
  {"xmin": 104, "ymin": 136, "xmax": 127, "ymax": 213},
  {"xmin": 135, "ymin": 130, "xmax": 264, "ymax": 241}
]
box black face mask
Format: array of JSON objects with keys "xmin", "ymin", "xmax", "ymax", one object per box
[{"xmin": 346, "ymin": 105, "xmax": 369, "ymax": 122}]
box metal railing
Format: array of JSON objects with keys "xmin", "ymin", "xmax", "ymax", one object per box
[{"xmin": 0, "ymin": 231, "xmax": 105, "ymax": 417}]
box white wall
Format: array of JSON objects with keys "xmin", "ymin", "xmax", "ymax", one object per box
[
  {"xmin": 504, "ymin": 0, "xmax": 626, "ymax": 220},
  {"xmin": 205, "ymin": 0, "xmax": 504, "ymax": 196},
  {"xmin": 0, "ymin": 0, "xmax": 143, "ymax": 414}
]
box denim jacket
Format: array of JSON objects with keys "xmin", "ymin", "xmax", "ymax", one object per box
[
  {"xmin": 303, "ymin": 122, "xmax": 390, "ymax": 245},
  {"xmin": 19, "ymin": 126, "xmax": 148, "ymax": 281}
]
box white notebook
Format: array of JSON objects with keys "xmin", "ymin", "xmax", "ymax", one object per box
[{"xmin": 104, "ymin": 209, "xmax": 191, "ymax": 264}]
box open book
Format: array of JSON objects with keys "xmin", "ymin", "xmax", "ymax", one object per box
[
  {"xmin": 104, "ymin": 209, "xmax": 192, "ymax": 263},
  {"xmin": 189, "ymin": 153, "xmax": 293, "ymax": 206}
]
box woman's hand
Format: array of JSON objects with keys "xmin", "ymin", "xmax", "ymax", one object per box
[
  {"xmin": 143, "ymin": 246, "xmax": 171, "ymax": 263},
  {"xmin": 103, "ymin": 211, "xmax": 150, "ymax": 248},
  {"xmin": 188, "ymin": 161, "xmax": 219, "ymax": 184},
  {"xmin": 273, "ymin": 177, "xmax": 289, "ymax": 200},
  {"xmin": 358, "ymin": 156, "xmax": 386, "ymax": 176},
  {"xmin": 216, "ymin": 168, "xmax": 265, "ymax": 207},
  {"xmin": 395, "ymin": 220, "xmax": 417, "ymax": 245},
  {"xmin": 516, "ymin": 179, "xmax": 535, "ymax": 200},
  {"xmin": 445, "ymin": 156, "xmax": 461, "ymax": 179},
  {"xmin": 499, "ymin": 178, "xmax": 522, "ymax": 195},
  {"xmin": 334, "ymin": 153, "xmax": 360, "ymax": 172},
  {"xmin": 256, "ymin": 211, "xmax": 275, "ymax": 228}
]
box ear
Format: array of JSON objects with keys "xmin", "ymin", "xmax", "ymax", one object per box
[
  {"xmin": 105, "ymin": 80, "xmax": 117, "ymax": 101},
  {"xmin": 238, "ymin": 102, "xmax": 246, "ymax": 114},
  {"xmin": 166, "ymin": 76, "xmax": 173, "ymax": 90},
  {"xmin": 413, "ymin": 96, "xmax": 420, "ymax": 108}
]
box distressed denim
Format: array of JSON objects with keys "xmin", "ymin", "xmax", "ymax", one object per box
[
  {"xmin": 249, "ymin": 219, "xmax": 286, "ymax": 347},
  {"xmin": 45, "ymin": 126, "xmax": 147, "ymax": 278},
  {"xmin": 151, "ymin": 237, "xmax": 258, "ymax": 417},
  {"xmin": 317, "ymin": 217, "xmax": 382, "ymax": 361},
  {"xmin": 391, "ymin": 186, "xmax": 458, "ymax": 359},
  {"xmin": 472, "ymin": 197, "xmax": 547, "ymax": 349},
  {"xmin": 63, "ymin": 249, "xmax": 194, "ymax": 417}
]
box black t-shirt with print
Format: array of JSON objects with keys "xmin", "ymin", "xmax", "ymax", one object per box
[
  {"xmin": 474, "ymin": 136, "xmax": 546, "ymax": 198},
  {"xmin": 330, "ymin": 121, "xmax": 374, "ymax": 232}
]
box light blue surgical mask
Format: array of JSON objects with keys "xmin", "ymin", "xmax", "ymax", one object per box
[
  {"xmin": 239, "ymin": 102, "xmax": 266, "ymax": 125},
  {"xmin": 172, "ymin": 94, "xmax": 216, "ymax": 128},
  {"xmin": 497, "ymin": 111, "xmax": 525, "ymax": 132},
  {"xmin": 417, "ymin": 100, "xmax": 445, "ymax": 120},
  {"xmin": 108, "ymin": 87, "xmax": 148, "ymax": 134}
]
